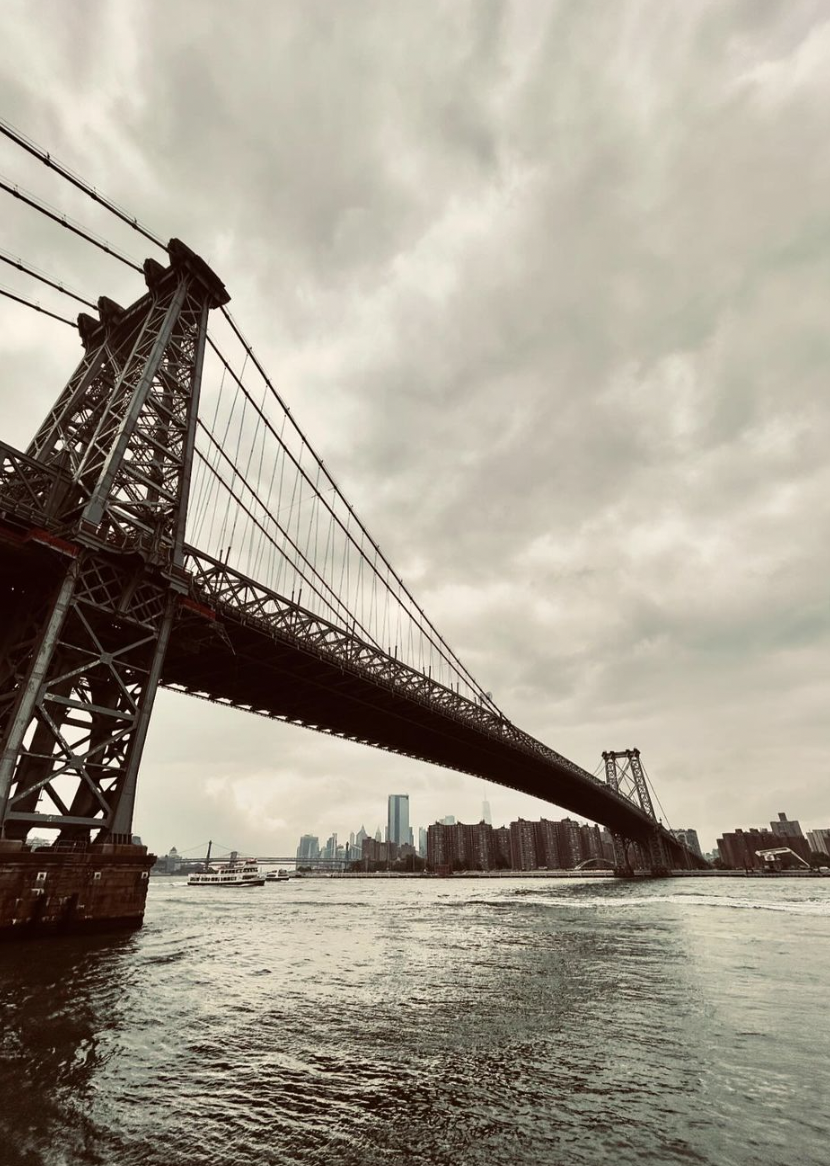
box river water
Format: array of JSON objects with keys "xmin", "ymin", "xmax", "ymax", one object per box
[{"xmin": 1, "ymin": 875, "xmax": 828, "ymax": 1166}]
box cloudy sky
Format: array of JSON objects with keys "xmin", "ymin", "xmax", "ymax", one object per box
[{"xmin": 1, "ymin": 0, "xmax": 828, "ymax": 856}]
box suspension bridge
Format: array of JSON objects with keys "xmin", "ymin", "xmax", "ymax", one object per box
[{"xmin": 0, "ymin": 123, "xmax": 706, "ymax": 936}]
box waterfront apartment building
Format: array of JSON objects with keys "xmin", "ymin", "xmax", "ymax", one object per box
[
  {"xmin": 806, "ymin": 828, "xmax": 830, "ymax": 856},
  {"xmin": 427, "ymin": 821, "xmax": 493, "ymax": 870},
  {"xmin": 534, "ymin": 819, "xmax": 561, "ymax": 869},
  {"xmin": 717, "ymin": 823, "xmax": 811, "ymax": 869},
  {"xmin": 426, "ymin": 817, "xmax": 615, "ymax": 872},
  {"xmin": 509, "ymin": 819, "xmax": 537, "ymax": 870},
  {"xmin": 387, "ymin": 795, "xmax": 410, "ymax": 847},
  {"xmin": 770, "ymin": 811, "xmax": 804, "ymax": 840},
  {"xmin": 493, "ymin": 826, "xmax": 511, "ymax": 868}
]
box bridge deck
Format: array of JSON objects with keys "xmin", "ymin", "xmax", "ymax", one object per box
[
  {"xmin": 163, "ymin": 548, "xmax": 674, "ymax": 847},
  {"xmin": 0, "ymin": 441, "xmax": 702, "ymax": 862}
]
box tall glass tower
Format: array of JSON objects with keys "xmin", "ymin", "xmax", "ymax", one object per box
[{"xmin": 387, "ymin": 794, "xmax": 410, "ymax": 847}]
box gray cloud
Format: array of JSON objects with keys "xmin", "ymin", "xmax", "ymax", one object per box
[{"xmin": 1, "ymin": 0, "xmax": 828, "ymax": 853}]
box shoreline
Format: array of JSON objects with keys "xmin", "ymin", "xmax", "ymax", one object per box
[{"xmin": 232, "ymin": 868, "xmax": 828, "ymax": 880}]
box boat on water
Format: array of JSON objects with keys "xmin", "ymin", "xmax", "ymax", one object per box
[
  {"xmin": 265, "ymin": 869, "xmax": 291, "ymax": 882},
  {"xmin": 187, "ymin": 842, "xmax": 265, "ymax": 887}
]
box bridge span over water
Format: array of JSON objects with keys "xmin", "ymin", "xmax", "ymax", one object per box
[{"xmin": 0, "ymin": 142, "xmax": 704, "ymax": 935}]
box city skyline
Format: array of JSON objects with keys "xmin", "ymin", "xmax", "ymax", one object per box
[
  {"xmin": 146, "ymin": 781, "xmax": 829, "ymax": 863},
  {"xmin": 280, "ymin": 796, "xmax": 829, "ymax": 872}
]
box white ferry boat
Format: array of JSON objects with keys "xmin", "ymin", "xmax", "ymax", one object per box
[
  {"xmin": 187, "ymin": 842, "xmax": 265, "ymax": 887},
  {"xmin": 265, "ymin": 869, "xmax": 291, "ymax": 882}
]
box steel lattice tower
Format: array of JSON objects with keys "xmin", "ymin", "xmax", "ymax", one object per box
[
  {"xmin": 602, "ymin": 748, "xmax": 674, "ymax": 874},
  {"xmin": 0, "ymin": 240, "xmax": 228, "ymax": 845}
]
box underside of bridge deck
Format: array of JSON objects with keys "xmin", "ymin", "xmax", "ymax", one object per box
[
  {"xmin": 163, "ymin": 624, "xmax": 653, "ymax": 835},
  {"xmin": 161, "ymin": 576, "xmax": 686, "ymax": 855},
  {"xmin": 0, "ymin": 524, "xmax": 703, "ymax": 865}
]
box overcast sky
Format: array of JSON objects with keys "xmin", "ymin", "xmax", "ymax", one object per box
[{"xmin": 1, "ymin": 0, "xmax": 828, "ymax": 856}]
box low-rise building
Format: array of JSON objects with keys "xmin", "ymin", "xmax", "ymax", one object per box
[{"xmin": 362, "ymin": 837, "xmax": 398, "ymax": 865}]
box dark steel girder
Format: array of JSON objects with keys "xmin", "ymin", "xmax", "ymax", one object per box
[{"xmin": 161, "ymin": 547, "xmax": 689, "ymax": 852}]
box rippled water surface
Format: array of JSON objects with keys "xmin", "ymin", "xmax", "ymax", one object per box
[{"xmin": 2, "ymin": 875, "xmax": 829, "ymax": 1166}]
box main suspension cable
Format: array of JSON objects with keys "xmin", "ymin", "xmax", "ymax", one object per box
[
  {"xmin": 0, "ymin": 248, "xmax": 96, "ymax": 309},
  {"xmin": 0, "ymin": 284, "xmax": 76, "ymax": 327},
  {"xmin": 0, "ymin": 117, "xmax": 167, "ymax": 251},
  {"xmin": 0, "ymin": 175, "xmax": 142, "ymax": 272},
  {"xmin": 0, "ymin": 122, "xmax": 501, "ymax": 708},
  {"xmin": 207, "ymin": 334, "xmax": 496, "ymax": 707},
  {"xmin": 219, "ymin": 306, "xmax": 497, "ymax": 705}
]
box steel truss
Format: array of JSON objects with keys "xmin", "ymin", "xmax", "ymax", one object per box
[
  {"xmin": 0, "ymin": 240, "xmax": 228, "ymax": 842},
  {"xmin": 602, "ymin": 748, "xmax": 678, "ymax": 871},
  {"xmin": 181, "ymin": 548, "xmax": 640, "ymax": 808},
  {"xmin": 0, "ymin": 242, "xmax": 699, "ymax": 861}
]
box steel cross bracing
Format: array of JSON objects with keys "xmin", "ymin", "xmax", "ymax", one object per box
[
  {"xmin": 602, "ymin": 749, "xmax": 657, "ymax": 820},
  {"xmin": 0, "ymin": 241, "xmax": 228, "ymax": 842}
]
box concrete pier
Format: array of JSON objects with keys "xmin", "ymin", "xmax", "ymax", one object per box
[{"xmin": 0, "ymin": 841, "xmax": 155, "ymax": 939}]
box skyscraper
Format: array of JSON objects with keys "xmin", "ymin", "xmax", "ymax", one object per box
[
  {"xmin": 481, "ymin": 800, "xmax": 492, "ymax": 825},
  {"xmin": 296, "ymin": 835, "xmax": 320, "ymax": 863},
  {"xmin": 387, "ymin": 794, "xmax": 410, "ymax": 847}
]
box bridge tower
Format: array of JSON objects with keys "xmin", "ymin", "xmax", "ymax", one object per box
[
  {"xmin": 0, "ymin": 240, "xmax": 228, "ymax": 936},
  {"xmin": 602, "ymin": 748, "xmax": 674, "ymax": 875}
]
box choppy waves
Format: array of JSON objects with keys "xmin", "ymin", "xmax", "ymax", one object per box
[{"xmin": 2, "ymin": 876, "xmax": 828, "ymax": 1166}]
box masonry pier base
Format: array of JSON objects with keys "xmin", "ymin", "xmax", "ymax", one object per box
[{"xmin": 0, "ymin": 841, "xmax": 155, "ymax": 940}]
